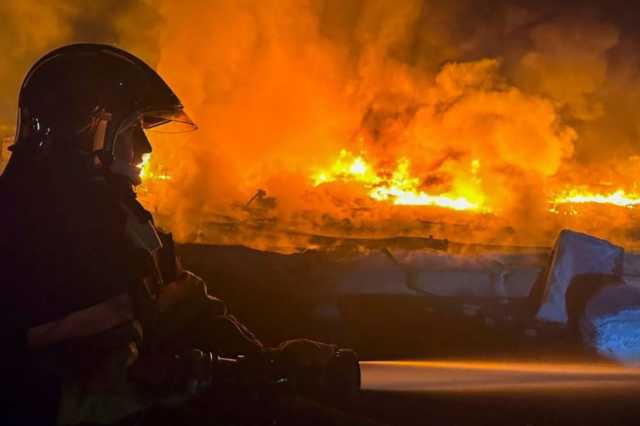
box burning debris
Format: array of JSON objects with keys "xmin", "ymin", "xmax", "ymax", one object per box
[
  {"xmin": 312, "ymin": 149, "xmax": 485, "ymax": 211},
  {"xmin": 552, "ymin": 189, "xmax": 640, "ymax": 208}
]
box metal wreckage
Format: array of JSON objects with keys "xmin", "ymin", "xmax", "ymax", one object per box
[{"xmin": 180, "ymin": 228, "xmax": 640, "ymax": 364}]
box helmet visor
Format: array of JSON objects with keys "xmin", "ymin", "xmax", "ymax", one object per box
[{"xmin": 141, "ymin": 108, "xmax": 197, "ymax": 133}]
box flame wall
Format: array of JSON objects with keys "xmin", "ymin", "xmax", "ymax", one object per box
[{"xmin": 3, "ymin": 1, "xmax": 640, "ymax": 250}]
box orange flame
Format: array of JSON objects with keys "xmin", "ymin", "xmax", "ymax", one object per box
[
  {"xmin": 552, "ymin": 188, "xmax": 640, "ymax": 208},
  {"xmin": 313, "ymin": 150, "xmax": 486, "ymax": 211},
  {"xmin": 139, "ymin": 153, "xmax": 172, "ymax": 181}
]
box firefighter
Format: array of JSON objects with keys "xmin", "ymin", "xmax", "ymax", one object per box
[
  {"xmin": 1, "ymin": 44, "xmax": 359, "ymax": 425},
  {"xmin": 1, "ymin": 42, "xmax": 207, "ymax": 425}
]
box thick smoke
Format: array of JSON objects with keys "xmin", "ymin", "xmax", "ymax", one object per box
[
  {"xmin": 0, "ymin": 1, "xmax": 164, "ymax": 132},
  {"xmin": 4, "ymin": 0, "xmax": 640, "ymax": 250}
]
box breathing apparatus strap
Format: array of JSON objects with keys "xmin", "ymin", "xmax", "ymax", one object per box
[{"xmin": 90, "ymin": 110, "xmax": 113, "ymax": 166}]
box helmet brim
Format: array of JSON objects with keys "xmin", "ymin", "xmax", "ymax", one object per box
[{"xmin": 142, "ymin": 109, "xmax": 198, "ymax": 133}]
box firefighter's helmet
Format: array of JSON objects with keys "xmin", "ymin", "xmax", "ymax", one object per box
[{"xmin": 11, "ymin": 43, "xmax": 196, "ymax": 184}]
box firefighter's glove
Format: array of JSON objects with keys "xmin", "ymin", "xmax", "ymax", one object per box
[
  {"xmin": 157, "ymin": 271, "xmax": 208, "ymax": 312},
  {"xmin": 154, "ymin": 271, "xmax": 227, "ymax": 346},
  {"xmin": 129, "ymin": 348, "xmax": 214, "ymax": 397},
  {"xmin": 270, "ymin": 339, "xmax": 360, "ymax": 400}
]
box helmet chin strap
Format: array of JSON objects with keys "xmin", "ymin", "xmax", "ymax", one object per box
[
  {"xmin": 91, "ymin": 110, "xmax": 112, "ymax": 166},
  {"xmin": 91, "ymin": 111, "xmax": 143, "ymax": 186}
]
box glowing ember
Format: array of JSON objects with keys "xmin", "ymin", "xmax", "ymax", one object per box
[
  {"xmin": 471, "ymin": 159, "xmax": 480, "ymax": 175},
  {"xmin": 552, "ymin": 189, "xmax": 640, "ymax": 208},
  {"xmin": 313, "ymin": 150, "xmax": 485, "ymax": 211}
]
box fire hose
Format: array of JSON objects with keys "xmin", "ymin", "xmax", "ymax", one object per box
[{"xmin": 129, "ymin": 346, "xmax": 362, "ymax": 402}]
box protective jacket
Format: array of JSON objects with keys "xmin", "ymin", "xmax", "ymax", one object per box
[{"xmin": 1, "ymin": 153, "xmax": 148, "ymax": 423}]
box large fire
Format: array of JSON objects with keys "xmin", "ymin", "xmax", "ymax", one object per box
[
  {"xmin": 138, "ymin": 140, "xmax": 640, "ymax": 251},
  {"xmin": 140, "ymin": 151, "xmax": 640, "ymax": 214},
  {"xmin": 7, "ymin": 1, "xmax": 640, "ymax": 250},
  {"xmin": 312, "ymin": 150, "xmax": 486, "ymax": 211},
  {"xmin": 308, "ymin": 149, "xmax": 640, "ymax": 215}
]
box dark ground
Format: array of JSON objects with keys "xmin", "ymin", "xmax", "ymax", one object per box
[{"xmin": 354, "ymin": 388, "xmax": 640, "ymax": 426}]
